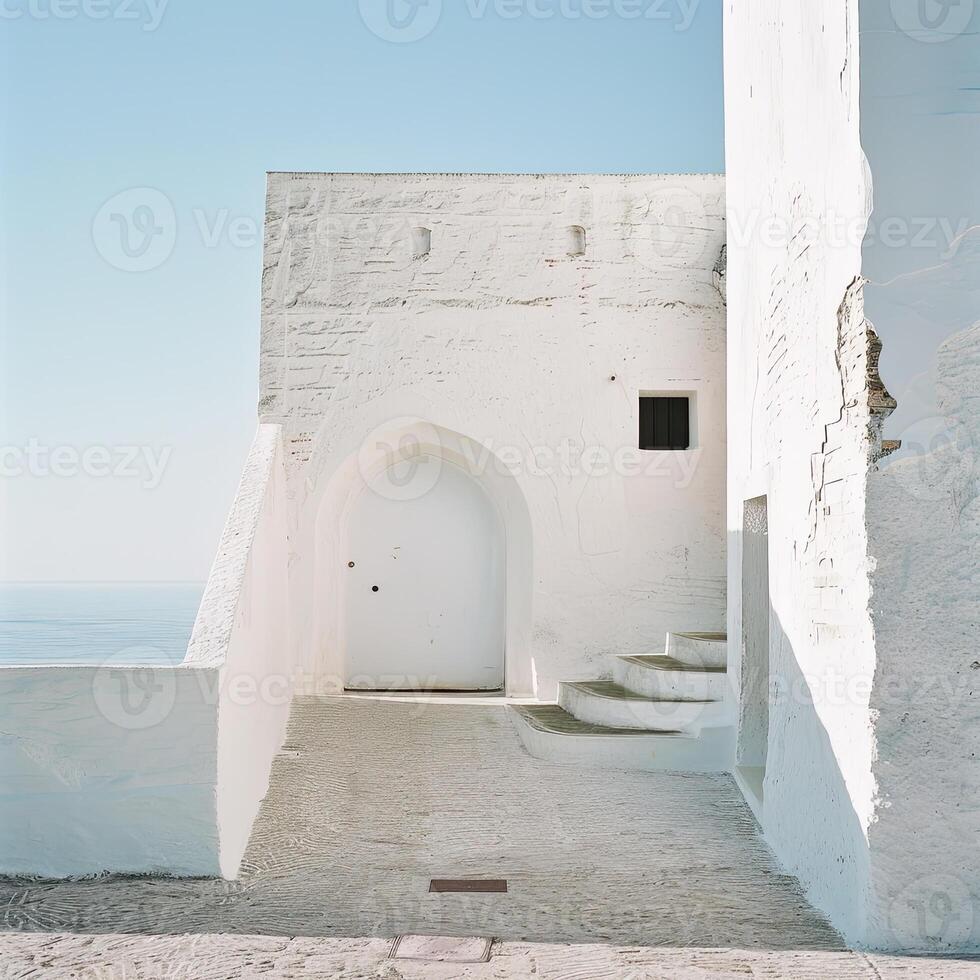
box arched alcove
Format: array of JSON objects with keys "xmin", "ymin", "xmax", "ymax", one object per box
[{"xmin": 311, "ymin": 420, "xmax": 533, "ymax": 695}]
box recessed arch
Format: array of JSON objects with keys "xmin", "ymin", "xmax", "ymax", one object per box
[{"xmin": 311, "ymin": 420, "xmax": 534, "ymax": 695}]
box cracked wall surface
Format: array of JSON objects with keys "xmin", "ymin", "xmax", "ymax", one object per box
[
  {"xmin": 725, "ymin": 0, "xmax": 979, "ymax": 952},
  {"xmin": 724, "ymin": 0, "xmax": 879, "ymax": 947},
  {"xmin": 259, "ymin": 173, "xmax": 727, "ymax": 696}
]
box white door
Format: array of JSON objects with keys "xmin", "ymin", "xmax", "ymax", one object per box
[{"xmin": 342, "ymin": 456, "xmax": 505, "ymax": 691}]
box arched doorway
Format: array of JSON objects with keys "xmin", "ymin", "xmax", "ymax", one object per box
[{"xmin": 341, "ymin": 453, "xmax": 505, "ymax": 691}]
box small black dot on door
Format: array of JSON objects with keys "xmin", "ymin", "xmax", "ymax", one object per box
[{"xmin": 372, "ymin": 585, "xmax": 380, "ymax": 592}]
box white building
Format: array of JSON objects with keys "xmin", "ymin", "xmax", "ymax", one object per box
[
  {"xmin": 1, "ymin": 1, "xmax": 977, "ymax": 955},
  {"xmin": 259, "ymin": 172, "xmax": 728, "ymax": 702}
]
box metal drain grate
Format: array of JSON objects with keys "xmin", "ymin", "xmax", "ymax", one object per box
[
  {"xmin": 390, "ymin": 935, "xmax": 493, "ymax": 963},
  {"xmin": 429, "ymin": 878, "xmax": 508, "ymax": 893}
]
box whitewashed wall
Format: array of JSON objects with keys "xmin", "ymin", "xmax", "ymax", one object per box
[
  {"xmin": 724, "ymin": 0, "xmax": 979, "ymax": 952},
  {"xmin": 0, "ymin": 425, "xmax": 291, "ymax": 879},
  {"xmin": 259, "ymin": 173, "xmax": 728, "ymax": 698},
  {"xmin": 185, "ymin": 423, "xmax": 292, "ymax": 878},
  {"xmin": 724, "ymin": 0, "xmax": 879, "ymax": 946},
  {"xmin": 859, "ymin": 0, "xmax": 980, "ymax": 951}
]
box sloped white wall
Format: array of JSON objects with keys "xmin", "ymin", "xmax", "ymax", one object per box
[
  {"xmin": 186, "ymin": 423, "xmax": 293, "ymax": 879},
  {"xmin": 260, "ymin": 173, "xmax": 728, "ymax": 697},
  {"xmin": 214, "ymin": 433, "xmax": 291, "ymax": 878}
]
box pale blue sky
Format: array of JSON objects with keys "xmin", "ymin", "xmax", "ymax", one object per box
[{"xmin": 1, "ymin": 0, "xmax": 723, "ymax": 582}]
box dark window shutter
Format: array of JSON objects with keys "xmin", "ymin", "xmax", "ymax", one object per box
[{"xmin": 639, "ymin": 396, "xmax": 690, "ymax": 450}]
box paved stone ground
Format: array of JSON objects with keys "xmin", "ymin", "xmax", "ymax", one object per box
[
  {"xmin": 3, "ymin": 697, "xmax": 973, "ymax": 976},
  {"xmin": 1, "ymin": 934, "xmax": 978, "ymax": 979}
]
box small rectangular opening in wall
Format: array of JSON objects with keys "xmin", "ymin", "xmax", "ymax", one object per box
[{"xmin": 639, "ymin": 396, "xmax": 691, "ymax": 450}]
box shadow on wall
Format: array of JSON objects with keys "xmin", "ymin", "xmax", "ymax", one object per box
[
  {"xmin": 731, "ymin": 512, "xmax": 979, "ymax": 952},
  {"xmin": 730, "ymin": 520, "xmax": 872, "ymax": 945},
  {"xmin": 767, "ymin": 598, "xmax": 873, "ymax": 945}
]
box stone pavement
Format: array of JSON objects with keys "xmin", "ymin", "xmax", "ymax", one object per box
[
  {"xmin": 3, "ymin": 697, "xmax": 969, "ymax": 975},
  {"xmin": 1, "ymin": 934, "xmax": 977, "ymax": 979}
]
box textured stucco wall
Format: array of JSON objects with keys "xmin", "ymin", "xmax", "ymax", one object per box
[
  {"xmin": 724, "ymin": 0, "xmax": 880, "ymax": 944},
  {"xmin": 260, "ymin": 173, "xmax": 728, "ymax": 697},
  {"xmin": 725, "ymin": 0, "xmax": 979, "ymax": 951},
  {"xmin": 859, "ymin": 0, "xmax": 980, "ymax": 951}
]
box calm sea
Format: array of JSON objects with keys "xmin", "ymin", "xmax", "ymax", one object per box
[{"xmin": 0, "ymin": 583, "xmax": 205, "ymax": 665}]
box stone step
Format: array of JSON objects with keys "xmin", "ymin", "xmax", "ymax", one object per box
[
  {"xmin": 613, "ymin": 655, "xmax": 728, "ymax": 702},
  {"xmin": 558, "ymin": 680, "xmax": 728, "ymax": 733},
  {"xmin": 666, "ymin": 631, "xmax": 728, "ymax": 669},
  {"xmin": 509, "ymin": 705, "xmax": 733, "ymax": 774},
  {"xmin": 513, "ymin": 703, "xmax": 683, "ymax": 737}
]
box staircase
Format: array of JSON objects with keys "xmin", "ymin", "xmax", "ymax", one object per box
[{"xmin": 510, "ymin": 632, "xmax": 734, "ymax": 773}]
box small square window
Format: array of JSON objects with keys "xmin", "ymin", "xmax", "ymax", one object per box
[{"xmin": 639, "ymin": 396, "xmax": 690, "ymax": 450}]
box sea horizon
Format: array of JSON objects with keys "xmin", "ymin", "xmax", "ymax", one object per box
[{"xmin": 0, "ymin": 582, "xmax": 206, "ymax": 666}]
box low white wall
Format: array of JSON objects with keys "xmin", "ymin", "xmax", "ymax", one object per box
[
  {"xmin": 0, "ymin": 665, "xmax": 220, "ymax": 878},
  {"xmin": 0, "ymin": 424, "xmax": 291, "ymax": 880},
  {"xmin": 260, "ymin": 172, "xmax": 728, "ymax": 697}
]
